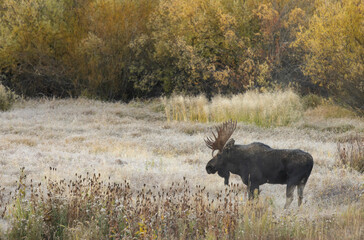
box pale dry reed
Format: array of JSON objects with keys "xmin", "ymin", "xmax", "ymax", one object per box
[
  {"xmin": 0, "ymin": 84, "xmax": 17, "ymax": 111},
  {"xmin": 163, "ymin": 90, "xmax": 303, "ymax": 126}
]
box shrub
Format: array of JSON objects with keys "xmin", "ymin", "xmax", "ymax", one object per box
[
  {"xmin": 0, "ymin": 0, "xmax": 362, "ymax": 106},
  {"xmin": 302, "ymin": 94, "xmax": 325, "ymax": 110},
  {"xmin": 0, "ymin": 0, "xmax": 157, "ymax": 100},
  {"xmin": 128, "ymin": 0, "xmax": 276, "ymax": 98},
  {"xmin": 0, "ymin": 83, "xmax": 17, "ymax": 111},
  {"xmin": 294, "ymin": 0, "xmax": 364, "ymax": 110},
  {"xmin": 0, "ymin": 0, "xmax": 78, "ymax": 97},
  {"xmin": 71, "ymin": 0, "xmax": 157, "ymax": 100}
]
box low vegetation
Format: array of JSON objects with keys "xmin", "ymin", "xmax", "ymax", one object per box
[{"xmin": 2, "ymin": 168, "xmax": 362, "ymax": 240}]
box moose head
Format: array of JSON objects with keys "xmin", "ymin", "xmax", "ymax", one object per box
[{"xmin": 205, "ymin": 120, "xmax": 237, "ymax": 184}]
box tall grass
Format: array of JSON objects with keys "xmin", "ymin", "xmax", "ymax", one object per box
[
  {"xmin": 163, "ymin": 90, "xmax": 303, "ymax": 127},
  {"xmin": 337, "ymin": 135, "xmax": 364, "ymax": 173},
  {"xmin": 0, "ymin": 84, "xmax": 17, "ymax": 111},
  {"xmin": 163, "ymin": 95, "xmax": 209, "ymax": 122},
  {"xmin": 305, "ymin": 104, "xmax": 358, "ymax": 119}
]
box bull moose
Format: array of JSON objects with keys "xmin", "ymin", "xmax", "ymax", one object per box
[{"xmin": 205, "ymin": 120, "xmax": 313, "ymax": 208}]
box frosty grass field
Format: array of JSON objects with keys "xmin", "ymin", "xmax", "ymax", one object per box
[{"xmin": 0, "ymin": 97, "xmax": 363, "ymax": 238}]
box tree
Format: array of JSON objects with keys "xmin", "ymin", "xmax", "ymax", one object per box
[{"xmin": 294, "ymin": 0, "xmax": 364, "ymax": 111}]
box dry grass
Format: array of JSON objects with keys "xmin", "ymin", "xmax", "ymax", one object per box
[
  {"xmin": 163, "ymin": 90, "xmax": 304, "ymax": 127},
  {"xmin": 0, "ymin": 84, "xmax": 17, "ymax": 111},
  {"xmin": 0, "ymin": 97, "xmax": 363, "ymax": 239},
  {"xmin": 2, "ymin": 168, "xmax": 363, "ymax": 240},
  {"xmin": 304, "ymin": 104, "xmax": 358, "ymax": 119},
  {"xmin": 337, "ymin": 135, "xmax": 364, "ymax": 173}
]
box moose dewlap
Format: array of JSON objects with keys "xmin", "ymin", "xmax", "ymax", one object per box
[{"xmin": 205, "ymin": 120, "xmax": 314, "ymax": 208}]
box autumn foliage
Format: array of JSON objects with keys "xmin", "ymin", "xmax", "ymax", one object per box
[{"xmin": 0, "ymin": 0, "xmax": 363, "ymax": 111}]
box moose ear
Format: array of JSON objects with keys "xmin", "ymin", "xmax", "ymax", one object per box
[{"xmin": 224, "ymin": 138, "xmax": 235, "ymax": 151}]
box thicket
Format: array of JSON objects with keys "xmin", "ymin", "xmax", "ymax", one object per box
[{"xmin": 0, "ymin": 0, "xmax": 363, "ymax": 111}]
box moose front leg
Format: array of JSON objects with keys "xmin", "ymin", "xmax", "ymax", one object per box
[
  {"xmin": 224, "ymin": 172, "xmax": 230, "ymax": 185},
  {"xmin": 218, "ymin": 170, "xmax": 230, "ymax": 186}
]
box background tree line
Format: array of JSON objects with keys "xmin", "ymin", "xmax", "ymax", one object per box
[{"xmin": 0, "ymin": 0, "xmax": 363, "ymax": 111}]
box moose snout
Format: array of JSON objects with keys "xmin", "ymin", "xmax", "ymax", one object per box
[{"xmin": 206, "ymin": 164, "xmax": 217, "ymax": 174}]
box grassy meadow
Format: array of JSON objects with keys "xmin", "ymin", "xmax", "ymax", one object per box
[{"xmin": 0, "ymin": 92, "xmax": 363, "ymax": 239}]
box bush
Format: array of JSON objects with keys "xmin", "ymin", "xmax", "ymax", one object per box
[
  {"xmin": 0, "ymin": 0, "xmax": 362, "ymax": 107},
  {"xmin": 0, "ymin": 0, "xmax": 78, "ymax": 98},
  {"xmin": 0, "ymin": 0, "xmax": 157, "ymax": 100},
  {"xmin": 294, "ymin": 0, "xmax": 364, "ymax": 111},
  {"xmin": 302, "ymin": 94, "xmax": 325, "ymax": 110},
  {"xmin": 0, "ymin": 83, "xmax": 17, "ymax": 111}
]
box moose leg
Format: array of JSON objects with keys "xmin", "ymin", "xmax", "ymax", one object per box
[
  {"xmin": 218, "ymin": 170, "xmax": 230, "ymax": 186},
  {"xmin": 297, "ymin": 183, "xmax": 306, "ymax": 206},
  {"xmin": 284, "ymin": 184, "xmax": 296, "ymax": 209},
  {"xmin": 224, "ymin": 172, "xmax": 230, "ymax": 186},
  {"xmin": 248, "ymin": 185, "xmax": 260, "ymax": 200}
]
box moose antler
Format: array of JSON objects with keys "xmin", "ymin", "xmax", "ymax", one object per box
[{"xmin": 205, "ymin": 120, "xmax": 237, "ymax": 156}]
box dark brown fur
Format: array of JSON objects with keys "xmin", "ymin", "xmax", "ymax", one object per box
[{"xmin": 206, "ymin": 140, "xmax": 314, "ymax": 208}]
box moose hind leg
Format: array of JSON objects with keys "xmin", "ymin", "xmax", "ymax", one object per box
[
  {"xmin": 284, "ymin": 184, "xmax": 296, "ymax": 209},
  {"xmin": 297, "ymin": 183, "xmax": 306, "ymax": 206}
]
